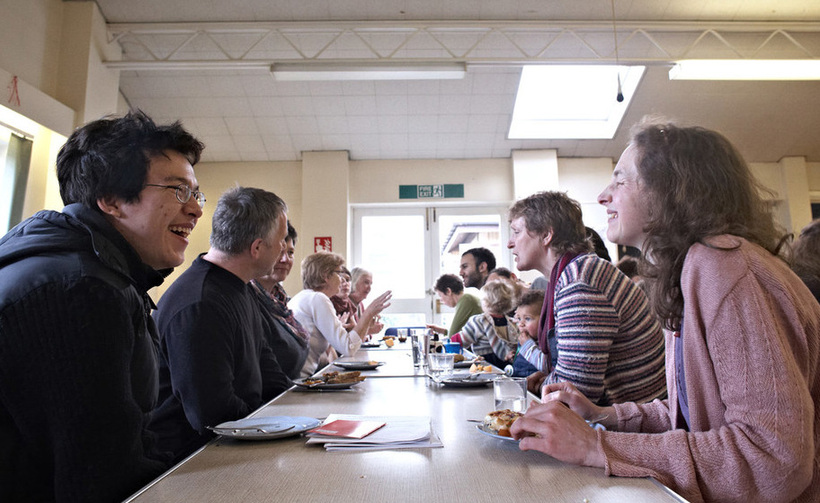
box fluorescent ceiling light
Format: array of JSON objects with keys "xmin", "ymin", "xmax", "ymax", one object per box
[
  {"xmin": 669, "ymin": 60, "xmax": 820, "ymax": 80},
  {"xmin": 271, "ymin": 62, "xmax": 466, "ymax": 81},
  {"xmin": 509, "ymin": 65, "xmax": 645, "ymax": 140}
]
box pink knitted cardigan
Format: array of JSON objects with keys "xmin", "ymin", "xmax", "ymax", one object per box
[{"xmin": 600, "ymin": 235, "xmax": 820, "ymax": 503}]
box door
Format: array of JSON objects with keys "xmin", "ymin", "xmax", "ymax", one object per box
[{"xmin": 351, "ymin": 205, "xmax": 510, "ymax": 330}]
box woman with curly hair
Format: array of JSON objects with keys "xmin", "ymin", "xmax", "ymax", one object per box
[{"xmin": 512, "ymin": 119, "xmax": 820, "ymax": 503}]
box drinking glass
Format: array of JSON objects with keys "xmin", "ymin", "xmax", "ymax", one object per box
[
  {"xmin": 493, "ymin": 377, "xmax": 527, "ymax": 412},
  {"xmin": 410, "ymin": 331, "xmax": 430, "ymax": 367},
  {"xmin": 428, "ymin": 353, "xmax": 454, "ymax": 377}
]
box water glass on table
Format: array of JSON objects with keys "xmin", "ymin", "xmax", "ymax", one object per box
[
  {"xmin": 428, "ymin": 353, "xmax": 454, "ymax": 377},
  {"xmin": 493, "ymin": 376, "xmax": 527, "ymax": 412},
  {"xmin": 410, "ymin": 330, "xmax": 430, "ymax": 368}
]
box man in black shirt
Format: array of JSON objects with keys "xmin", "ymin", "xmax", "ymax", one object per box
[{"xmin": 150, "ymin": 187, "xmax": 292, "ymax": 461}]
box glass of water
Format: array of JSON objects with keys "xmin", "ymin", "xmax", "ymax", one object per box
[{"xmin": 493, "ymin": 376, "xmax": 527, "ymax": 412}]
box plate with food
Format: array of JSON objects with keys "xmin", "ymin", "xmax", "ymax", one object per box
[
  {"xmin": 468, "ymin": 362, "xmax": 503, "ymax": 374},
  {"xmin": 451, "ymin": 354, "xmax": 475, "ymax": 368},
  {"xmin": 208, "ymin": 416, "xmax": 321, "ymax": 440},
  {"xmin": 476, "ymin": 409, "xmax": 524, "ymax": 441},
  {"xmin": 294, "ymin": 371, "xmax": 366, "ymax": 390},
  {"xmin": 332, "ymin": 360, "xmax": 385, "ymax": 371},
  {"xmin": 439, "ymin": 373, "xmax": 495, "ymax": 387}
]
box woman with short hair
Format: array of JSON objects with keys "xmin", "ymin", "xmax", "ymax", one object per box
[
  {"xmin": 251, "ymin": 221, "xmax": 310, "ymax": 379},
  {"xmin": 507, "ymin": 190, "xmax": 666, "ymax": 405},
  {"xmin": 288, "ymin": 252, "xmax": 391, "ymax": 377}
]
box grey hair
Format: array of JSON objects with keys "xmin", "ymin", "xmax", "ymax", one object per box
[
  {"xmin": 210, "ymin": 186, "xmax": 287, "ymax": 255},
  {"xmin": 350, "ymin": 266, "xmax": 371, "ymax": 290}
]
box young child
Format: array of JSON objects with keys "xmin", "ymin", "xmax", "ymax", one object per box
[
  {"xmin": 451, "ymin": 280, "xmax": 518, "ymax": 368},
  {"xmin": 511, "ymin": 289, "xmax": 545, "ymax": 377}
]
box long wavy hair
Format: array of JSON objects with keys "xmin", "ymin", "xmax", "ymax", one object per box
[{"xmin": 631, "ymin": 118, "xmax": 783, "ymax": 331}]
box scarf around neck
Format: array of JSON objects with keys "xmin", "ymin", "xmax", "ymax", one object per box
[{"xmin": 537, "ymin": 252, "xmax": 581, "ymax": 368}]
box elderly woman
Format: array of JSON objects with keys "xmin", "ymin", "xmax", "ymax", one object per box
[
  {"xmin": 330, "ymin": 267, "xmax": 357, "ymax": 331},
  {"xmin": 513, "ymin": 120, "xmax": 820, "ymax": 503},
  {"xmin": 348, "ymin": 266, "xmax": 384, "ymax": 335},
  {"xmin": 250, "ymin": 221, "xmax": 309, "ymax": 379},
  {"xmin": 426, "ymin": 273, "xmax": 483, "ymax": 336},
  {"xmin": 506, "ymin": 190, "xmax": 666, "ymax": 404},
  {"xmin": 288, "ymin": 252, "xmax": 391, "ymax": 377}
]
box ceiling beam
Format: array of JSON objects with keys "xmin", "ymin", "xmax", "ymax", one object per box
[{"xmin": 105, "ymin": 20, "xmax": 820, "ymax": 70}]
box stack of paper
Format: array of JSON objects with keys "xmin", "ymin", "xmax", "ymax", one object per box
[{"xmin": 306, "ymin": 414, "xmax": 443, "ymax": 451}]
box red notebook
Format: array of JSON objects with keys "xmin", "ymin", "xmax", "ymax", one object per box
[{"xmin": 308, "ymin": 419, "xmax": 386, "ymax": 439}]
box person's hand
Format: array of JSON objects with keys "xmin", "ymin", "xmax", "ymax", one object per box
[
  {"xmin": 526, "ymin": 371, "xmax": 547, "ymax": 395},
  {"xmin": 517, "ymin": 332, "xmax": 530, "ymax": 346},
  {"xmin": 511, "ymin": 400, "xmax": 605, "ymax": 468},
  {"xmin": 368, "ymin": 317, "xmax": 384, "ymax": 335},
  {"xmin": 363, "ymin": 290, "xmax": 392, "ymax": 319},
  {"xmin": 338, "ymin": 311, "xmax": 355, "ymax": 331},
  {"xmin": 425, "ymin": 324, "xmax": 447, "ymax": 335},
  {"xmin": 541, "ymin": 382, "xmax": 615, "ymax": 430}
]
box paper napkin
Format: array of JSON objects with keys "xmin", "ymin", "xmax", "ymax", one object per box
[{"xmin": 306, "ymin": 414, "xmax": 443, "ymax": 451}]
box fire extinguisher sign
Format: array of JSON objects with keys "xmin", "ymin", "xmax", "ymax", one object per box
[{"xmin": 314, "ymin": 236, "xmax": 332, "ymax": 252}]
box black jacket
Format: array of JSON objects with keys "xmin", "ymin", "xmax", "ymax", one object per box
[{"xmin": 0, "ymin": 204, "xmax": 170, "ymax": 502}]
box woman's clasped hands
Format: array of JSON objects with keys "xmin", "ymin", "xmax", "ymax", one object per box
[{"xmin": 510, "ymin": 381, "xmax": 612, "ymax": 468}]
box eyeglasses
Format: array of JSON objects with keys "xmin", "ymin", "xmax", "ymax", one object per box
[{"xmin": 145, "ymin": 183, "xmax": 206, "ymax": 208}]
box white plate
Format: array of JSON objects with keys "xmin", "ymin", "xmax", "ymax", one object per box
[
  {"xmin": 439, "ymin": 375, "xmax": 494, "ymax": 387},
  {"xmin": 210, "ymin": 416, "xmax": 321, "ymax": 440},
  {"xmin": 475, "ymin": 424, "xmax": 518, "ymax": 442},
  {"xmin": 332, "ymin": 361, "xmax": 384, "ymax": 371},
  {"xmin": 293, "ymin": 378, "xmax": 362, "ymax": 390}
]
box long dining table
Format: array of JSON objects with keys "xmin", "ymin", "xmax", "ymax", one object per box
[{"xmin": 126, "ymin": 340, "xmax": 687, "ymax": 503}]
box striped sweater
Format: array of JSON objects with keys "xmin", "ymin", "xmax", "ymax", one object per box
[
  {"xmin": 520, "ymin": 253, "xmax": 666, "ymax": 405},
  {"xmin": 458, "ymin": 312, "xmax": 517, "ymax": 361}
]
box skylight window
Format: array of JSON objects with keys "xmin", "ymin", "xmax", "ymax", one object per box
[{"xmin": 509, "ymin": 65, "xmax": 645, "ymax": 139}]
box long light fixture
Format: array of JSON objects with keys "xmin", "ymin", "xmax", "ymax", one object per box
[
  {"xmin": 669, "ymin": 59, "xmax": 820, "ymax": 80},
  {"xmin": 270, "ymin": 62, "xmax": 466, "ymax": 81}
]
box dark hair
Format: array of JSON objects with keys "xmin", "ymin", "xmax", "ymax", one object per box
[
  {"xmin": 585, "ymin": 227, "xmax": 611, "ymax": 261},
  {"xmin": 488, "ymin": 267, "xmax": 513, "ymax": 279},
  {"xmin": 434, "ymin": 273, "xmax": 464, "ymax": 295},
  {"xmin": 631, "ymin": 118, "xmax": 782, "ymax": 330},
  {"xmin": 616, "ymin": 256, "xmax": 640, "ymax": 279},
  {"xmin": 463, "ymin": 247, "xmax": 496, "ymax": 272},
  {"xmin": 508, "ymin": 191, "xmax": 591, "ymax": 256},
  {"xmin": 286, "ymin": 221, "xmax": 298, "ymax": 245},
  {"xmin": 56, "ymin": 110, "xmax": 204, "ymax": 209},
  {"xmin": 518, "ymin": 288, "xmax": 545, "ymax": 311},
  {"xmin": 791, "ymin": 219, "xmax": 820, "ymax": 281},
  {"xmin": 210, "ymin": 187, "xmax": 287, "ymax": 255}
]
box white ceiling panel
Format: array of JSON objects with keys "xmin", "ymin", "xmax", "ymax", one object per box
[{"xmin": 96, "ymin": 0, "xmax": 820, "ymax": 162}]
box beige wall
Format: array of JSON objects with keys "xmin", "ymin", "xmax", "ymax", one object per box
[
  {"xmin": 0, "ymin": 0, "xmax": 64, "ymax": 96},
  {"xmin": 352, "ymin": 158, "xmax": 513, "ymax": 205}
]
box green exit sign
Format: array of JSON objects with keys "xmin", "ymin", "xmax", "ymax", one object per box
[{"xmin": 399, "ymin": 184, "xmax": 464, "ymax": 199}]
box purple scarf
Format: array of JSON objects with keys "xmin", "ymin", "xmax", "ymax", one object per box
[{"xmin": 537, "ymin": 253, "xmax": 580, "ymax": 370}]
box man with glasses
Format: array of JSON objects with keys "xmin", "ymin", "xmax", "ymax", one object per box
[
  {"xmin": 0, "ymin": 110, "xmax": 204, "ymax": 502},
  {"xmin": 149, "ymin": 187, "xmax": 292, "ymax": 462}
]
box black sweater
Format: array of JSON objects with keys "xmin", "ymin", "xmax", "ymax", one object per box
[
  {"xmin": 0, "ymin": 204, "xmax": 170, "ymax": 502},
  {"xmin": 149, "ymin": 256, "xmax": 292, "ymax": 461}
]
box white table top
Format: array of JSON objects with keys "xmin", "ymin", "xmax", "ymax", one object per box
[{"xmin": 127, "ymin": 348, "xmax": 687, "ymax": 503}]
